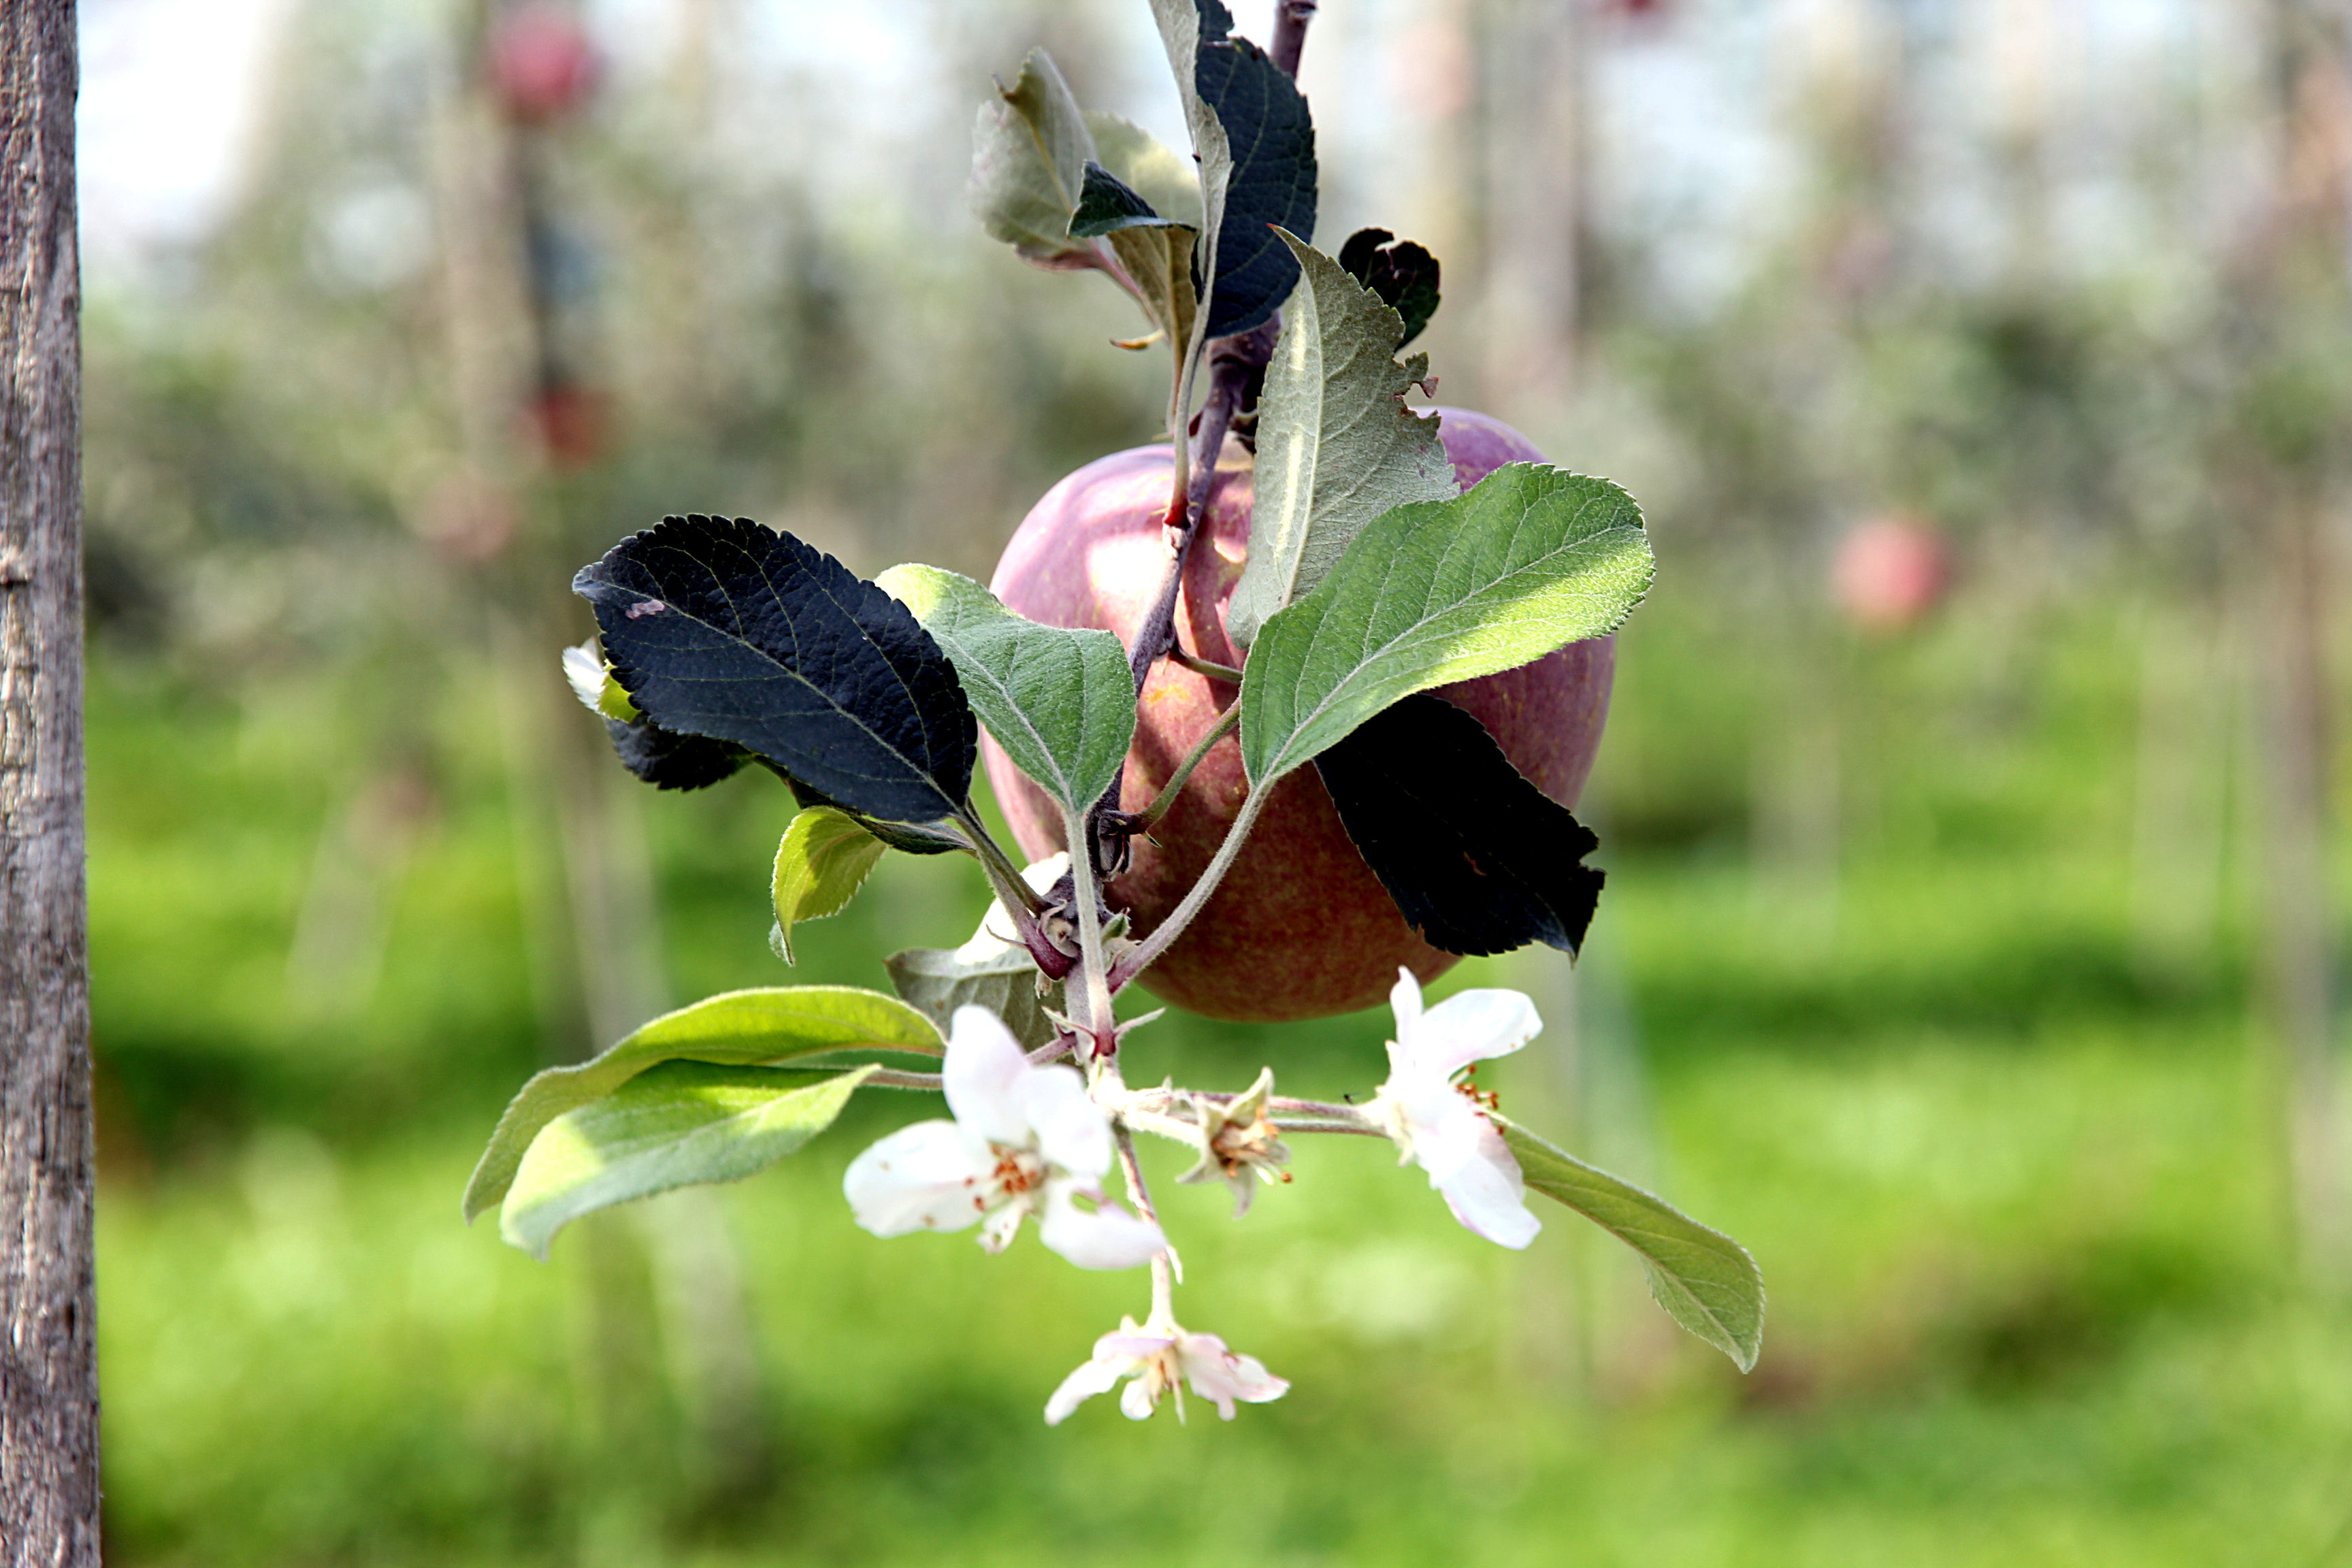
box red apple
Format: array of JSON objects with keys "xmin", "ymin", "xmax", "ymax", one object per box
[
  {"xmin": 1833, "ymin": 513, "xmax": 1949, "ymax": 632},
  {"xmin": 985, "ymin": 409, "xmax": 1616, "ymax": 1022}
]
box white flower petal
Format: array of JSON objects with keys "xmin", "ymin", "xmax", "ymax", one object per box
[
  {"xmin": 1019, "ymin": 1062, "xmax": 1113, "ymax": 1177},
  {"xmin": 1043, "ymin": 1351, "xmax": 1129, "ymax": 1425},
  {"xmin": 1431, "ymin": 1120, "xmax": 1541, "ymax": 1250},
  {"xmin": 1414, "ymin": 987, "xmax": 1542, "ymax": 1075},
  {"xmin": 1393, "ymin": 1081, "xmax": 1486, "ymax": 1179},
  {"xmin": 941, "ymin": 1005, "xmax": 1032, "ymax": 1147},
  {"xmin": 1118, "ymin": 1374, "xmax": 1158, "ymax": 1421},
  {"xmin": 1177, "ymin": 1333, "xmax": 1288, "ymax": 1420},
  {"xmin": 977, "ymin": 1200, "xmax": 1028, "ymax": 1254},
  {"xmin": 1036, "ymin": 1179, "xmax": 1165, "ymax": 1270},
  {"xmin": 1386, "ymin": 967, "xmax": 1426, "ymax": 1075},
  {"xmin": 843, "ymin": 1120, "xmax": 994, "ymax": 1237}
]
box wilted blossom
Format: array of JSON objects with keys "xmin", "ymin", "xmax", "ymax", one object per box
[
  {"xmin": 1044, "ymin": 1313, "xmax": 1288, "ymax": 1424},
  {"xmin": 843, "ymin": 1006, "xmax": 1164, "ymax": 1269},
  {"xmin": 1367, "ymin": 968, "xmax": 1544, "ymax": 1249},
  {"xmin": 1175, "ymin": 1066, "xmax": 1290, "ymax": 1216}
]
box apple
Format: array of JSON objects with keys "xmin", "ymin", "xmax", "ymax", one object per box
[
  {"xmin": 985, "ymin": 409, "xmax": 1616, "ymax": 1022},
  {"xmin": 1833, "ymin": 513, "xmax": 1949, "ymax": 632}
]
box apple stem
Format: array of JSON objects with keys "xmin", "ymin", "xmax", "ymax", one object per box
[
  {"xmin": 1169, "ymin": 647, "xmax": 1243, "ymax": 683},
  {"xmin": 1107, "ymin": 783, "xmax": 1272, "ymax": 993},
  {"xmin": 1117, "ymin": 703, "xmax": 1239, "ymax": 838}
]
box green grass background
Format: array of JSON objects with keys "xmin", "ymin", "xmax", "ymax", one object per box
[{"xmin": 88, "ymin": 592, "xmax": 2352, "ymax": 1566}]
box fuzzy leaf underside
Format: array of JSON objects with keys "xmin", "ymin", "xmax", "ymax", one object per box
[
  {"xmin": 885, "ymin": 944, "xmax": 1064, "ymax": 1051},
  {"xmin": 969, "ymin": 48, "xmax": 1096, "ymax": 263},
  {"xmin": 500, "ymin": 1063, "xmax": 875, "ymax": 1260},
  {"xmin": 1149, "ymin": 0, "xmax": 1232, "ymax": 287},
  {"xmin": 770, "ymin": 807, "xmax": 887, "ymax": 964},
  {"xmin": 875, "ymin": 564, "xmax": 1136, "ymax": 817},
  {"xmin": 1338, "ymin": 227, "xmax": 1441, "ymax": 348},
  {"xmin": 1499, "ymin": 1119, "xmax": 1765, "ymax": 1372},
  {"xmin": 1238, "ymin": 465, "xmax": 1652, "ymax": 787},
  {"xmin": 465, "ymin": 985, "xmax": 942, "ymax": 1222},
  {"xmin": 1226, "ymin": 233, "xmax": 1453, "ymax": 649},
  {"xmin": 576, "ymin": 514, "xmax": 977, "ymax": 826},
  {"xmin": 1316, "ymin": 693, "xmax": 1603, "ymax": 957}
]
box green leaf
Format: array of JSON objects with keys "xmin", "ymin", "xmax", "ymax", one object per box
[
  {"xmin": 770, "ymin": 807, "xmax": 887, "ymax": 965},
  {"xmin": 464, "ymin": 985, "xmax": 941, "ymax": 1222},
  {"xmin": 875, "ymin": 564, "xmax": 1137, "ymax": 817},
  {"xmin": 1237, "ymin": 464, "xmax": 1652, "ymax": 787},
  {"xmin": 500, "ymin": 1063, "xmax": 876, "ymax": 1260},
  {"xmin": 562, "ymin": 638, "xmax": 639, "ymax": 721},
  {"xmin": 1226, "ymin": 233, "xmax": 1454, "ymax": 649},
  {"xmin": 968, "ymin": 48, "xmax": 1096, "ymax": 264},
  {"xmin": 1499, "ymin": 1118, "xmax": 1765, "ymax": 1372}
]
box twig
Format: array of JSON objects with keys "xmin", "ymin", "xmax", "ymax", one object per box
[
  {"xmin": 1108, "ymin": 785, "xmax": 1271, "ymax": 991},
  {"xmin": 1272, "ymin": 1, "xmax": 1318, "ymax": 77},
  {"xmin": 1115, "ymin": 1124, "xmax": 1182, "ymax": 1309}
]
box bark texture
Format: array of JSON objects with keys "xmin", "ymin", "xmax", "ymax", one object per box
[{"xmin": 0, "ymin": 1, "xmax": 95, "ymax": 1562}]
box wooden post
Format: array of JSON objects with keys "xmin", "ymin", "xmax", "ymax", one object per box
[{"xmin": 0, "ymin": 1, "xmax": 97, "ymax": 1563}]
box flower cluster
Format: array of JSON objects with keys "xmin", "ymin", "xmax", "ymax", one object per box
[{"xmin": 840, "ymin": 968, "xmax": 1544, "ymax": 1424}]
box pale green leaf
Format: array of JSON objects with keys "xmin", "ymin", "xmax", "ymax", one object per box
[
  {"xmin": 1105, "ymin": 225, "xmax": 1198, "ymax": 356},
  {"xmin": 464, "ymin": 985, "xmax": 941, "ymax": 1221},
  {"xmin": 1148, "ymin": 0, "xmax": 1230, "ymax": 325},
  {"xmin": 1499, "ymin": 1118, "xmax": 1764, "ymax": 1371},
  {"xmin": 1237, "ymin": 464, "xmax": 1653, "ymax": 786},
  {"xmin": 1073, "ymin": 116, "xmax": 1200, "ymax": 350},
  {"xmin": 770, "ymin": 806, "xmax": 887, "ymax": 964},
  {"xmin": 561, "ymin": 638, "xmax": 638, "ymax": 722},
  {"xmin": 500, "ymin": 1063, "xmax": 875, "ymax": 1260},
  {"xmin": 969, "ymin": 48, "xmax": 1097, "ymax": 263},
  {"xmin": 875, "ymin": 564, "xmax": 1137, "ymax": 816},
  {"xmin": 886, "ymin": 946, "xmax": 1062, "ymax": 1052},
  {"xmin": 1226, "ymin": 233, "xmax": 1454, "ymax": 649}
]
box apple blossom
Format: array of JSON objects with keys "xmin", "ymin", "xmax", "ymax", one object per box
[
  {"xmin": 1044, "ymin": 1313, "xmax": 1289, "ymax": 1424},
  {"xmin": 843, "ymin": 1006, "xmax": 1164, "ymax": 1269},
  {"xmin": 1368, "ymin": 968, "xmax": 1545, "ymax": 1250}
]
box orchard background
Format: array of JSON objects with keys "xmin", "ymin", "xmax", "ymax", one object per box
[{"xmin": 82, "ymin": 0, "xmax": 2352, "ymax": 1563}]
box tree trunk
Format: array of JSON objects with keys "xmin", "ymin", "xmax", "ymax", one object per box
[{"xmin": 0, "ymin": 2, "xmax": 96, "ymax": 1563}]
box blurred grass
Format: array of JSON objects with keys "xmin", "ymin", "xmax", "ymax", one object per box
[{"xmin": 88, "ymin": 592, "xmax": 2352, "ymax": 1566}]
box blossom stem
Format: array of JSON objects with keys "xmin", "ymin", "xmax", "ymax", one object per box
[
  {"xmin": 1115, "ymin": 1123, "xmax": 1179, "ymax": 1315},
  {"xmin": 860, "ymin": 1067, "xmax": 946, "ymax": 1090},
  {"xmin": 1107, "ymin": 783, "xmax": 1270, "ymax": 992}
]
